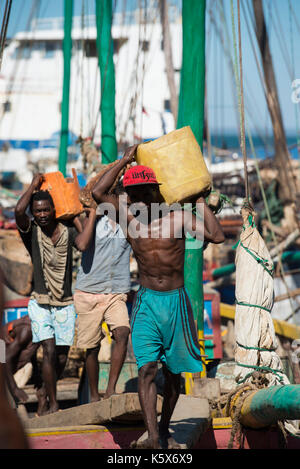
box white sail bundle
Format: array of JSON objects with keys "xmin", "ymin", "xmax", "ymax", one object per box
[{"xmin": 234, "ymin": 208, "xmax": 289, "ymax": 387}]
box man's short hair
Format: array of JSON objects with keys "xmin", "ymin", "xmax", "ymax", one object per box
[{"xmin": 30, "ymin": 190, "xmax": 54, "ymax": 212}]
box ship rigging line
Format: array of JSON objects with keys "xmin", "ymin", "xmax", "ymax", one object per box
[
  {"xmin": 0, "ymin": 0, "xmax": 13, "ymax": 71},
  {"xmin": 230, "ymin": 0, "xmax": 250, "ymax": 203},
  {"xmin": 288, "ymin": 0, "xmax": 300, "ymax": 157},
  {"xmin": 209, "ymin": 0, "xmax": 240, "ymax": 145},
  {"xmin": 237, "ymin": 0, "xmax": 249, "ymax": 203},
  {"xmin": 138, "ymin": 0, "xmax": 148, "ymax": 144},
  {"xmin": 0, "ymin": 0, "xmax": 43, "ymax": 142},
  {"xmin": 119, "ymin": 1, "xmax": 156, "ymax": 144},
  {"xmin": 232, "ymin": 0, "xmax": 298, "ymax": 319}
]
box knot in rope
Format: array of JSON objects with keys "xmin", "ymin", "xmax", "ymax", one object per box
[{"xmin": 224, "ymin": 371, "xmax": 286, "ymax": 448}]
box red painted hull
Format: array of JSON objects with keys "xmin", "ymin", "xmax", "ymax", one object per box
[
  {"xmin": 196, "ymin": 427, "xmax": 300, "ymax": 450},
  {"xmin": 28, "ymin": 427, "xmax": 145, "ymax": 450},
  {"xmin": 28, "ymin": 425, "xmax": 300, "ymax": 450}
]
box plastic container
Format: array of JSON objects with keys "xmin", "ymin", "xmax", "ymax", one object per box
[
  {"xmin": 136, "ymin": 126, "xmax": 211, "ymax": 205},
  {"xmin": 40, "ymin": 168, "xmax": 83, "ymax": 219}
]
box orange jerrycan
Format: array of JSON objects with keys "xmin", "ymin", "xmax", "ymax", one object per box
[
  {"xmin": 136, "ymin": 126, "xmax": 211, "ymax": 205},
  {"xmin": 40, "ymin": 168, "xmax": 83, "ymax": 219}
]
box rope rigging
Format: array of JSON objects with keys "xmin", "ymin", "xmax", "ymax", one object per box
[
  {"xmin": 118, "ymin": 0, "xmax": 159, "ymax": 145},
  {"xmin": 230, "ymin": 0, "xmax": 299, "ymax": 320},
  {"xmin": 0, "ymin": 0, "xmax": 43, "ymax": 143},
  {"xmin": 288, "ymin": 0, "xmax": 300, "ymax": 159},
  {"xmin": 230, "ymin": 0, "xmax": 251, "ymax": 205},
  {"xmin": 0, "ymin": 0, "xmax": 13, "ymax": 71},
  {"xmin": 138, "ymin": 0, "xmax": 148, "ymax": 144},
  {"xmin": 211, "ymin": 0, "xmax": 272, "ymax": 154}
]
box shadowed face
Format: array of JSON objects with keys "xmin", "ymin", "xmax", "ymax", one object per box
[
  {"xmin": 31, "ymin": 199, "xmax": 55, "ymax": 227},
  {"xmin": 126, "ymin": 184, "xmax": 162, "ymax": 207}
]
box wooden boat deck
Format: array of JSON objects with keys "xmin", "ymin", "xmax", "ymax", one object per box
[{"xmin": 25, "ymin": 393, "xmax": 211, "ymax": 449}]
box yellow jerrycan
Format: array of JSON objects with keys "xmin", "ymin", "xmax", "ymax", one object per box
[{"xmin": 136, "ymin": 126, "xmax": 211, "ymax": 205}]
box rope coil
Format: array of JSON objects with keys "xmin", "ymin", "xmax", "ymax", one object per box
[{"xmin": 224, "ymin": 376, "xmax": 287, "ymax": 448}]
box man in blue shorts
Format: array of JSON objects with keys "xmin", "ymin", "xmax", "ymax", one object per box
[
  {"xmin": 92, "ymin": 146, "xmax": 225, "ymax": 449},
  {"xmin": 15, "ymin": 173, "xmax": 96, "ymax": 414}
]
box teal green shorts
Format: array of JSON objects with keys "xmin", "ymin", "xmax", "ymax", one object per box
[{"xmin": 130, "ymin": 287, "xmax": 203, "ymax": 374}]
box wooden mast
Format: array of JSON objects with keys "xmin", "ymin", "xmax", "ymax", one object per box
[{"xmin": 252, "ymin": 0, "xmax": 298, "ymax": 221}]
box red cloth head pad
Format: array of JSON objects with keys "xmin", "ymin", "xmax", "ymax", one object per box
[{"xmin": 123, "ymin": 165, "xmax": 160, "ymax": 187}]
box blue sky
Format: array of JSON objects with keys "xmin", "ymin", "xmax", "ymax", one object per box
[{"xmin": 2, "ymin": 0, "xmax": 300, "ymax": 137}]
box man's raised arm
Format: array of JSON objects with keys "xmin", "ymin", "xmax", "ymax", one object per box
[
  {"xmin": 15, "ymin": 173, "xmax": 43, "ymax": 232},
  {"xmin": 196, "ymin": 196, "xmax": 225, "ymax": 244},
  {"xmin": 92, "ymin": 145, "xmax": 137, "ymax": 208},
  {"xmin": 183, "ymin": 196, "xmax": 225, "ymax": 245},
  {"xmin": 73, "ymin": 208, "xmax": 97, "ymax": 252}
]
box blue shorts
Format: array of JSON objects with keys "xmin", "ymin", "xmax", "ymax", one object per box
[
  {"xmin": 130, "ymin": 287, "xmax": 203, "ymax": 374},
  {"xmin": 28, "ymin": 299, "xmax": 76, "ymax": 346}
]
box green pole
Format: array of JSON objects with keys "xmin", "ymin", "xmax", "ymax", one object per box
[
  {"xmin": 177, "ymin": 1, "xmax": 206, "ymax": 357},
  {"xmin": 95, "ymin": 0, "xmax": 117, "ymax": 164},
  {"xmin": 58, "ymin": 0, "xmax": 73, "ymax": 176},
  {"xmin": 240, "ymin": 385, "xmax": 300, "ymax": 428}
]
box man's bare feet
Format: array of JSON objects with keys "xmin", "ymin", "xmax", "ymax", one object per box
[
  {"xmin": 36, "ymin": 388, "xmax": 49, "ymax": 416},
  {"xmin": 46, "ymin": 402, "xmax": 60, "ymax": 415},
  {"xmin": 90, "ymin": 391, "xmax": 116, "ymax": 402},
  {"xmin": 130, "ymin": 438, "xmax": 161, "ymax": 449},
  {"xmin": 101, "ymin": 390, "xmax": 118, "ymax": 400},
  {"xmin": 101, "ymin": 385, "xmax": 118, "ymax": 400},
  {"xmin": 90, "ymin": 393, "xmax": 101, "ymax": 403}
]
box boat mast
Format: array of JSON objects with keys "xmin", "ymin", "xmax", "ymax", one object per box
[
  {"xmin": 252, "ymin": 0, "xmax": 298, "ymax": 211},
  {"xmin": 58, "ymin": 0, "xmax": 73, "ymax": 177},
  {"xmin": 177, "ymin": 0, "xmax": 206, "ymax": 375},
  {"xmin": 95, "ymin": 0, "xmax": 117, "ymax": 164}
]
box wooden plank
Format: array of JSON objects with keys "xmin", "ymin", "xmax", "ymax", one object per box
[{"xmin": 25, "ymin": 393, "xmax": 163, "ymax": 430}]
